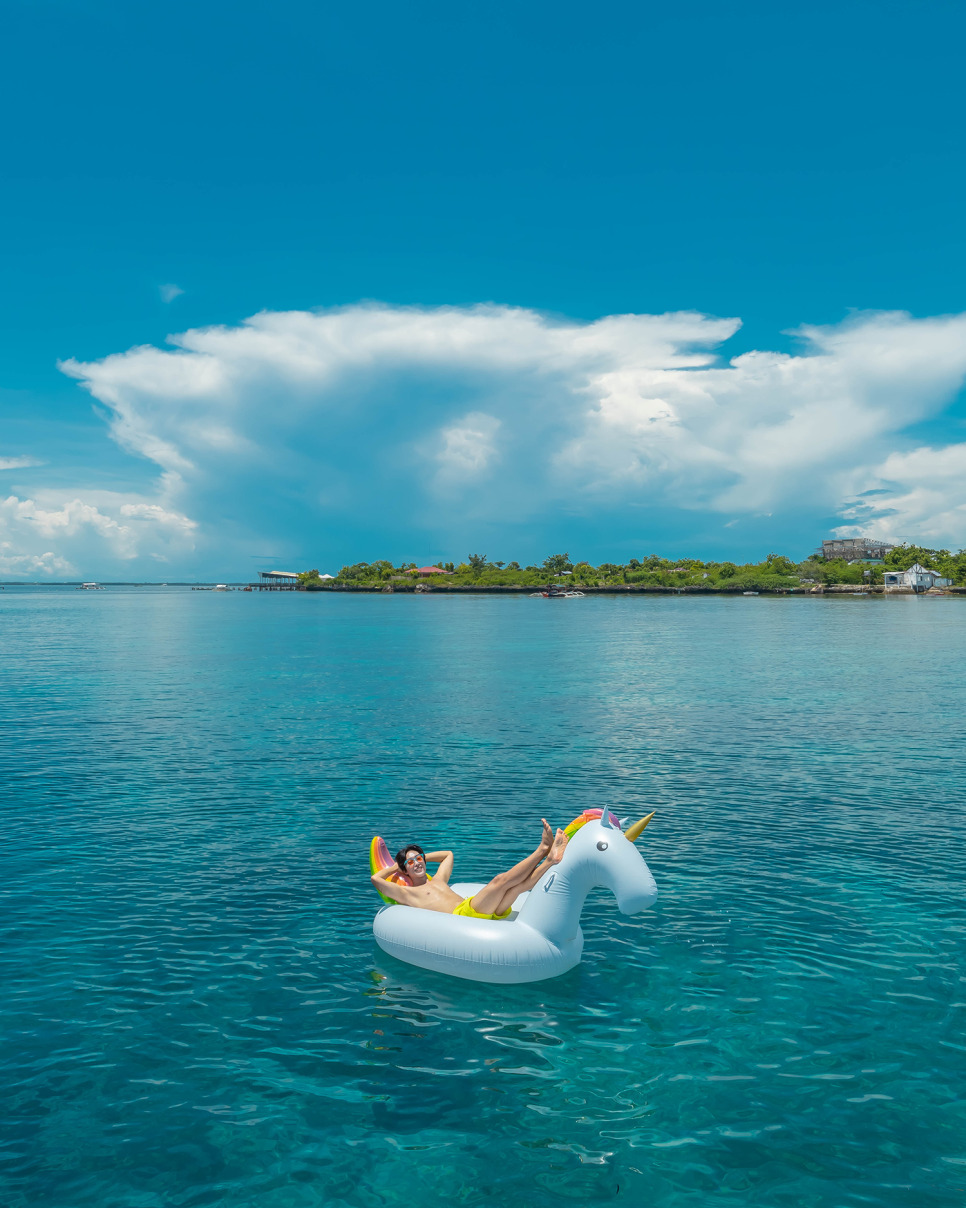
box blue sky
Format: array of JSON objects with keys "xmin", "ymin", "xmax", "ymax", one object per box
[{"xmin": 3, "ymin": 0, "xmax": 966, "ymax": 578}]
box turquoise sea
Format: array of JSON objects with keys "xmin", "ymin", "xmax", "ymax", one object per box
[{"xmin": 3, "ymin": 587, "xmax": 965, "ymax": 1208}]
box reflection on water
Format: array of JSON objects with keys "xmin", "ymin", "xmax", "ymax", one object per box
[{"xmin": 2, "ymin": 587, "xmax": 965, "ymax": 1206}]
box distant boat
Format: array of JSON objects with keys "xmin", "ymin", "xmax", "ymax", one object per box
[
  {"xmin": 742, "ymin": 591, "xmax": 759, "ymax": 596},
  {"xmin": 78, "ymin": 582, "xmax": 103, "ymax": 590},
  {"xmin": 532, "ymin": 586, "xmax": 585, "ymax": 598},
  {"xmin": 213, "ymin": 584, "xmax": 228, "ymax": 592}
]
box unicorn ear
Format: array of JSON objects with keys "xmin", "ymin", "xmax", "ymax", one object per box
[
  {"xmin": 625, "ymin": 812, "xmax": 654, "ymax": 841},
  {"xmin": 599, "ymin": 807, "xmax": 614, "ymax": 829}
]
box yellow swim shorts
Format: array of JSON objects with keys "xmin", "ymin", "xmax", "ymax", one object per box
[{"xmin": 452, "ymin": 897, "xmax": 512, "ymax": 921}]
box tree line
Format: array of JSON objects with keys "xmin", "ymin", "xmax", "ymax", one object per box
[{"xmin": 295, "ymin": 544, "xmax": 966, "ymax": 590}]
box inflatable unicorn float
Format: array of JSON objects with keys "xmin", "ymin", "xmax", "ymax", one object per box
[{"xmin": 370, "ymin": 808, "xmax": 657, "ymax": 983}]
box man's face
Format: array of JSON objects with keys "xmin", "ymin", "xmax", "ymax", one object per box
[{"xmin": 403, "ymin": 849, "xmax": 426, "ymax": 879}]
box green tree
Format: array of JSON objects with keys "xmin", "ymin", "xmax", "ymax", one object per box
[
  {"xmin": 468, "ymin": 553, "xmax": 488, "ymax": 572},
  {"xmin": 542, "ymin": 552, "xmax": 572, "ymax": 576}
]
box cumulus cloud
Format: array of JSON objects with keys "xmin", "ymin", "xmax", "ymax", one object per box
[
  {"xmin": 30, "ymin": 300, "xmax": 966, "ymax": 572},
  {"xmin": 0, "ymin": 491, "xmax": 197, "ymax": 577},
  {"xmin": 834, "ymin": 441, "xmax": 966, "ymax": 546}
]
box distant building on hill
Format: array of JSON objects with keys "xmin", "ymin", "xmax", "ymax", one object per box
[
  {"xmin": 416, "ymin": 566, "xmax": 452, "ymax": 577},
  {"xmin": 822, "ymin": 537, "xmax": 895, "ymax": 562}
]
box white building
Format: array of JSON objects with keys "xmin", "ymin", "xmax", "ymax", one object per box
[{"xmin": 882, "ymin": 563, "xmax": 952, "ymax": 592}]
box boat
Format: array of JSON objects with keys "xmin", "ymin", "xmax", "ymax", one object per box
[
  {"xmin": 77, "ymin": 582, "xmax": 103, "ymax": 590},
  {"xmin": 531, "ymin": 586, "xmax": 585, "ymax": 598},
  {"xmin": 742, "ymin": 591, "xmax": 759, "ymax": 596},
  {"xmin": 213, "ymin": 584, "xmax": 228, "ymax": 592}
]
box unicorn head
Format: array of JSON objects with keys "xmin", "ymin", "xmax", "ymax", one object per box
[{"xmin": 516, "ymin": 810, "xmax": 658, "ymax": 945}]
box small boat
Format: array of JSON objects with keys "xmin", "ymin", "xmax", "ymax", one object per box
[
  {"xmin": 742, "ymin": 591, "xmax": 759, "ymax": 596},
  {"xmin": 213, "ymin": 584, "xmax": 229, "ymax": 592},
  {"xmin": 77, "ymin": 582, "xmax": 103, "ymax": 590},
  {"xmin": 531, "ymin": 586, "xmax": 585, "ymax": 598}
]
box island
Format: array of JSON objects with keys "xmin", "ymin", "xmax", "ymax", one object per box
[{"xmin": 295, "ymin": 544, "xmax": 966, "ymax": 594}]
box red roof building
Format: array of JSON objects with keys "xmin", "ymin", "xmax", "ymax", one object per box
[{"xmin": 416, "ymin": 566, "xmax": 451, "ymax": 576}]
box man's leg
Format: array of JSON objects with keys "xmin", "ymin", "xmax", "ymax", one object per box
[
  {"xmin": 488, "ymin": 829, "xmax": 568, "ymax": 916},
  {"xmin": 464, "ymin": 820, "xmax": 552, "ymax": 916},
  {"xmin": 468, "ymin": 824, "xmax": 567, "ymax": 916}
]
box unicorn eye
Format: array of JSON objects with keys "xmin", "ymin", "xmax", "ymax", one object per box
[{"xmin": 596, "ymin": 841, "xmax": 609, "ymax": 851}]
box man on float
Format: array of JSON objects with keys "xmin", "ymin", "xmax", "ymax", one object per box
[{"xmin": 371, "ymin": 819, "xmax": 568, "ymax": 920}]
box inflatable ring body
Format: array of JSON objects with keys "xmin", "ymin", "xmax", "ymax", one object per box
[
  {"xmin": 373, "ymin": 883, "xmax": 581, "ymax": 983},
  {"xmin": 372, "ymin": 810, "xmax": 657, "ymax": 984}
]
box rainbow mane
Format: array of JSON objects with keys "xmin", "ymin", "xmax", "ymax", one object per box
[
  {"xmin": 564, "ymin": 808, "xmax": 622, "ymax": 838},
  {"xmin": 369, "ymin": 836, "xmax": 412, "ymax": 904}
]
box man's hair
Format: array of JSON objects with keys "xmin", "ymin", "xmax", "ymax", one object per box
[{"xmin": 396, "ymin": 844, "xmax": 425, "ymax": 875}]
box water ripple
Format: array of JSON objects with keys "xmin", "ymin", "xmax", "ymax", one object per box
[{"xmin": 1, "ymin": 587, "xmax": 965, "ymax": 1206}]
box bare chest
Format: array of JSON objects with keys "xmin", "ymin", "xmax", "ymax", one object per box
[{"xmin": 410, "ymin": 879, "xmax": 461, "ymax": 913}]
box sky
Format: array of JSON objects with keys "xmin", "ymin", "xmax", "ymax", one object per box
[{"xmin": 2, "ymin": 0, "xmax": 966, "ymax": 579}]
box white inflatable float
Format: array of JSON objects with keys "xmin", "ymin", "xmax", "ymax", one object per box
[{"xmin": 370, "ymin": 808, "xmax": 658, "ymax": 983}]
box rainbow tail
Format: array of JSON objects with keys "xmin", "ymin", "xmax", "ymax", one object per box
[{"xmin": 370, "ymin": 836, "xmax": 408, "ymax": 904}]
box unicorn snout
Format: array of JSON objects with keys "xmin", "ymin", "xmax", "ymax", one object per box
[
  {"xmin": 618, "ymin": 884, "xmax": 658, "ymax": 915},
  {"xmin": 615, "ymin": 866, "xmax": 658, "ymax": 915}
]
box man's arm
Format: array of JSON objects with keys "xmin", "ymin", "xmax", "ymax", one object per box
[
  {"xmin": 424, "ymin": 850, "xmax": 454, "ymax": 883},
  {"xmin": 371, "ymin": 864, "xmax": 413, "ymax": 904}
]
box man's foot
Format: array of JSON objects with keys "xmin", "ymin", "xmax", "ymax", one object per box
[
  {"xmin": 538, "ymin": 817, "xmax": 554, "ymax": 853},
  {"xmin": 548, "ymin": 828, "xmax": 568, "ymax": 865}
]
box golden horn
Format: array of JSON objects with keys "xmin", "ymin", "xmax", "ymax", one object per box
[{"xmin": 624, "ymin": 812, "xmax": 654, "ymax": 842}]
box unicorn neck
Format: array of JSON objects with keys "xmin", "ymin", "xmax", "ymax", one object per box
[{"xmin": 516, "ymin": 864, "xmax": 593, "ymax": 946}]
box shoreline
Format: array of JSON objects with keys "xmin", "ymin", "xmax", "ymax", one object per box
[{"xmin": 305, "ymin": 583, "xmax": 966, "ymax": 596}]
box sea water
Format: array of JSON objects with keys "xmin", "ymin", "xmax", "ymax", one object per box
[{"xmin": 2, "ymin": 587, "xmax": 965, "ymax": 1208}]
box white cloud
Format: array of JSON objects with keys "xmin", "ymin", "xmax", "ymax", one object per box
[
  {"xmin": 159, "ymin": 283, "xmax": 184, "ymax": 303},
  {"xmin": 0, "ymin": 542, "xmax": 74, "ymax": 576},
  {"xmin": 434, "ymin": 412, "xmax": 501, "ymax": 483},
  {"xmin": 119, "ymin": 502, "xmax": 198, "ymax": 533},
  {"xmin": 834, "ymin": 441, "xmax": 966, "ymax": 547},
  {"xmin": 35, "ymin": 301, "xmax": 966, "ymax": 569},
  {"xmin": 0, "ymin": 490, "xmax": 197, "ymax": 577},
  {"xmin": 0, "ymin": 455, "xmax": 44, "ymax": 469}
]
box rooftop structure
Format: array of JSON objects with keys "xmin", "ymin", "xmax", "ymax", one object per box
[
  {"xmin": 822, "ymin": 537, "xmax": 895, "ymax": 561},
  {"xmin": 416, "ymin": 566, "xmax": 452, "ymax": 576},
  {"xmin": 254, "ymin": 570, "xmax": 300, "ymax": 591}
]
